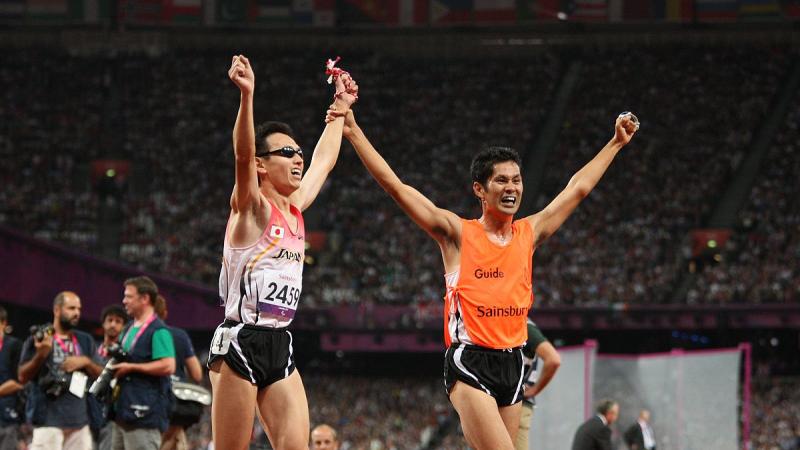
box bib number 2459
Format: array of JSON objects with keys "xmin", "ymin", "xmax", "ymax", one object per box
[
  {"xmin": 257, "ymin": 282, "xmax": 300, "ymax": 318},
  {"xmin": 264, "ymin": 282, "xmax": 299, "ymax": 306}
]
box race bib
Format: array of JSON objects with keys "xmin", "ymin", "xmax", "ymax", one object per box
[
  {"xmin": 257, "ymin": 280, "xmax": 301, "ymax": 319},
  {"xmin": 210, "ymin": 327, "xmax": 232, "ymax": 356}
]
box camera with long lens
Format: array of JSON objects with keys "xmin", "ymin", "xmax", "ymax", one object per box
[
  {"xmin": 29, "ymin": 323, "xmax": 55, "ymax": 342},
  {"xmin": 89, "ymin": 344, "xmax": 128, "ymax": 398}
]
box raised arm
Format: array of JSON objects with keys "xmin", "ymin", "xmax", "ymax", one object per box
[
  {"xmin": 228, "ymin": 55, "xmax": 261, "ymax": 214},
  {"xmin": 336, "ymin": 110, "xmax": 460, "ymax": 245},
  {"xmin": 290, "ymin": 73, "xmax": 358, "ymax": 211},
  {"xmin": 526, "ymin": 113, "xmax": 638, "ymax": 247}
]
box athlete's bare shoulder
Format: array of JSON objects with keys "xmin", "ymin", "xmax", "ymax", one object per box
[{"xmin": 227, "ymin": 191, "xmax": 272, "ymax": 247}]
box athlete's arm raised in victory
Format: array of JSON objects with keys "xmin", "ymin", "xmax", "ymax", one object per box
[
  {"xmin": 526, "ymin": 114, "xmax": 638, "ymax": 248},
  {"xmin": 335, "ymin": 110, "xmax": 461, "ymax": 247},
  {"xmin": 290, "ymin": 74, "xmax": 358, "ymax": 211},
  {"xmin": 228, "ymin": 55, "xmax": 261, "ymax": 215}
]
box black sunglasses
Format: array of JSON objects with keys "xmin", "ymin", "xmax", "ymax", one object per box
[{"xmin": 256, "ymin": 146, "xmax": 304, "ymax": 159}]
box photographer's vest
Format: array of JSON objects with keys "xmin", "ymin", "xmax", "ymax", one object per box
[
  {"xmin": 26, "ymin": 330, "xmax": 95, "ymax": 427},
  {"xmin": 113, "ymin": 316, "xmax": 171, "ymax": 432}
]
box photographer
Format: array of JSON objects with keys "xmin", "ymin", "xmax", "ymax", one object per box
[
  {"xmin": 111, "ymin": 277, "xmax": 175, "ymax": 450},
  {"xmin": 0, "ymin": 306, "xmax": 23, "ymax": 450},
  {"xmin": 18, "ymin": 291, "xmax": 103, "ymax": 450},
  {"xmin": 89, "ymin": 305, "xmax": 128, "ymax": 450}
]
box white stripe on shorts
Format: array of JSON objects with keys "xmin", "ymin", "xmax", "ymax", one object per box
[
  {"xmin": 453, "ymin": 344, "xmax": 492, "ymax": 395},
  {"xmin": 285, "ymin": 330, "xmax": 294, "ymax": 378},
  {"xmin": 510, "ymin": 348, "xmax": 526, "ymax": 404},
  {"xmin": 230, "ymin": 323, "xmax": 256, "ymax": 384}
]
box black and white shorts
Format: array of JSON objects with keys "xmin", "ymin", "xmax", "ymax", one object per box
[
  {"xmin": 207, "ymin": 320, "xmax": 295, "ymax": 389},
  {"xmin": 444, "ymin": 343, "xmax": 526, "ymax": 407}
]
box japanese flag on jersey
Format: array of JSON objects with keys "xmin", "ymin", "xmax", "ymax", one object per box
[{"xmin": 270, "ymin": 225, "xmax": 285, "ymax": 239}]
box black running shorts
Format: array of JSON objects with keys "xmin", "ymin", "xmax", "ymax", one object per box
[
  {"xmin": 444, "ymin": 343, "xmax": 526, "ymax": 407},
  {"xmin": 207, "ymin": 320, "xmax": 296, "ymax": 389}
]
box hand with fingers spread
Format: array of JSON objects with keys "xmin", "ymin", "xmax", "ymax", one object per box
[
  {"xmin": 613, "ymin": 112, "xmax": 639, "ymax": 147},
  {"xmin": 228, "ymin": 54, "xmax": 254, "ymax": 95}
]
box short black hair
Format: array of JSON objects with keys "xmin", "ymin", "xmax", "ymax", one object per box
[
  {"xmin": 100, "ymin": 304, "xmax": 128, "ymax": 324},
  {"xmin": 470, "ymin": 146, "xmax": 522, "ymax": 187},
  {"xmin": 255, "ymin": 121, "xmax": 295, "ymax": 155},
  {"xmin": 596, "ymin": 399, "xmax": 618, "ymax": 415}
]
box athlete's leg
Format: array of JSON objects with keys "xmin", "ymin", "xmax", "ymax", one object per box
[
  {"xmin": 500, "ymin": 402, "xmax": 523, "ymax": 443},
  {"xmin": 449, "ymin": 381, "xmax": 515, "ymax": 450},
  {"xmin": 210, "ymin": 359, "xmax": 257, "ymax": 450},
  {"xmin": 255, "ymin": 370, "xmax": 310, "ymax": 450}
]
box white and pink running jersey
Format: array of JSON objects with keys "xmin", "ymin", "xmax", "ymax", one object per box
[{"xmin": 218, "ymin": 202, "xmax": 305, "ymax": 328}]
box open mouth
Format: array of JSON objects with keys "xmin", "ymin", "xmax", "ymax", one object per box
[
  {"xmin": 501, "ymin": 195, "xmax": 517, "ymax": 206},
  {"xmin": 290, "ymin": 168, "xmax": 302, "ymax": 177}
]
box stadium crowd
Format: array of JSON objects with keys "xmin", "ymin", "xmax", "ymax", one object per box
[
  {"xmin": 2, "ymin": 44, "xmax": 797, "ymax": 308},
  {"xmin": 2, "ymin": 35, "xmax": 799, "ymax": 450},
  {"xmin": 751, "ymin": 377, "xmax": 800, "ymax": 450},
  {"xmin": 532, "ymin": 46, "xmax": 790, "ymax": 306},
  {"xmin": 688, "ymin": 91, "xmax": 800, "ymax": 304}
]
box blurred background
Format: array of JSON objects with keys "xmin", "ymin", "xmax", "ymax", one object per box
[{"xmin": 1, "ymin": 1, "xmax": 799, "ymax": 449}]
